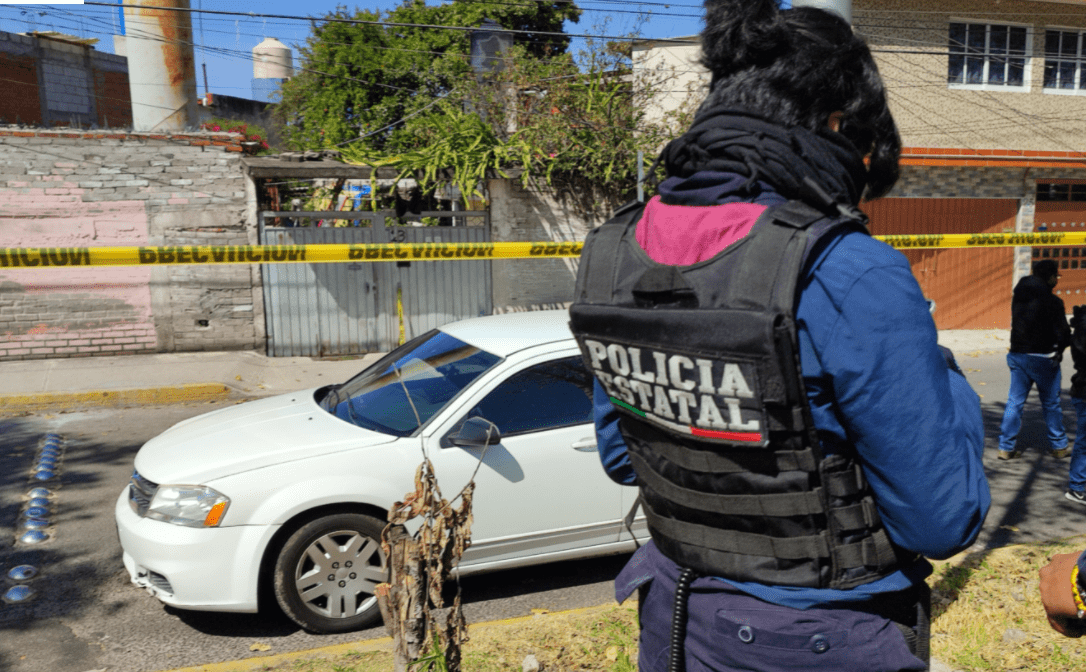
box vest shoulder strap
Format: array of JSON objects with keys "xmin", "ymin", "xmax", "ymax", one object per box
[
  {"xmin": 726, "ymin": 200, "xmax": 869, "ymax": 314},
  {"xmin": 577, "ymin": 200, "xmax": 645, "ymax": 304}
]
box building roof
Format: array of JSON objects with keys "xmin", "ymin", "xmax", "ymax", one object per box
[{"xmin": 25, "ymin": 31, "xmax": 99, "ymax": 47}]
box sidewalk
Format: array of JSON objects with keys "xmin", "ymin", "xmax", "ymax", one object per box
[
  {"xmin": 0, "ymin": 349, "xmax": 383, "ymax": 413},
  {"xmin": 0, "ymin": 330, "xmax": 1010, "ymax": 413}
]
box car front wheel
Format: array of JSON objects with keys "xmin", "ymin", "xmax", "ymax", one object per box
[{"xmin": 273, "ymin": 513, "xmax": 389, "ymax": 633}]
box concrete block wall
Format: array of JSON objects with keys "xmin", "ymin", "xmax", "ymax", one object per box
[
  {"xmin": 486, "ymin": 178, "xmax": 610, "ymax": 313},
  {"xmin": 0, "ymin": 129, "xmax": 258, "ymax": 362},
  {"xmin": 0, "ymin": 30, "xmax": 133, "ymax": 129}
]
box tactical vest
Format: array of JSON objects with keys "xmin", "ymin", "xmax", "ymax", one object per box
[{"xmin": 569, "ymin": 199, "xmax": 914, "ymax": 590}]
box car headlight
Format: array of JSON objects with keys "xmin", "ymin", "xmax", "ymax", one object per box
[{"xmin": 146, "ymin": 485, "xmax": 230, "ymax": 528}]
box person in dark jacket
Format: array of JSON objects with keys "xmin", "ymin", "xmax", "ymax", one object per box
[
  {"xmin": 1065, "ymin": 305, "xmax": 1086, "ymax": 503},
  {"xmin": 577, "ymin": 2, "xmax": 989, "ymax": 670},
  {"xmin": 997, "ymin": 259, "xmax": 1071, "ymax": 460}
]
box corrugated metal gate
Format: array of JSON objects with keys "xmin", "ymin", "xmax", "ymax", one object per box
[
  {"xmin": 861, "ymin": 198, "xmax": 1018, "ymax": 329},
  {"xmin": 259, "ymin": 212, "xmax": 491, "ymax": 357}
]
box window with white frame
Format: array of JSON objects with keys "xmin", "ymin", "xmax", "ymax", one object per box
[
  {"xmin": 948, "ymin": 22, "xmax": 1030, "ymax": 90},
  {"xmin": 1044, "ymin": 29, "xmax": 1086, "ymax": 92}
]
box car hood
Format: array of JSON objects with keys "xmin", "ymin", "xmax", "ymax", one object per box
[{"xmin": 134, "ymin": 389, "xmax": 398, "ymax": 484}]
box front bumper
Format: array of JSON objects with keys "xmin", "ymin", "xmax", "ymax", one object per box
[{"xmin": 115, "ymin": 488, "xmax": 279, "ymax": 613}]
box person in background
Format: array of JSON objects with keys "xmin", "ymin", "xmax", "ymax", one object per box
[
  {"xmin": 569, "ymin": 1, "xmax": 990, "ymax": 670},
  {"xmin": 997, "ymin": 259, "xmax": 1071, "ymax": 461},
  {"xmin": 1065, "ymin": 305, "xmax": 1086, "ymax": 504},
  {"xmin": 1039, "ymin": 549, "xmax": 1086, "ymax": 637}
]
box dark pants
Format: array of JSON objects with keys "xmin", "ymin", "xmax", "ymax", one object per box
[{"xmin": 619, "ymin": 543, "xmax": 927, "ymax": 672}]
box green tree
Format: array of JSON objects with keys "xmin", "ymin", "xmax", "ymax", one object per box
[
  {"xmin": 276, "ymin": 0, "xmax": 582, "ymax": 150},
  {"xmin": 340, "ymin": 35, "xmax": 698, "ymax": 217}
]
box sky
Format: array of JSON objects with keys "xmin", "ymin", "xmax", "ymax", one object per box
[{"xmin": 0, "ymin": 1, "xmax": 718, "ymax": 101}]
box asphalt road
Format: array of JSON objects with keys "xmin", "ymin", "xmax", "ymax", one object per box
[
  {"xmin": 1, "ymin": 348, "xmax": 1086, "ymax": 672},
  {"xmin": 0, "ymin": 402, "xmax": 625, "ymax": 672}
]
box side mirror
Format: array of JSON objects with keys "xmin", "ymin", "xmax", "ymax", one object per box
[{"xmin": 449, "ymin": 417, "xmax": 501, "ymax": 448}]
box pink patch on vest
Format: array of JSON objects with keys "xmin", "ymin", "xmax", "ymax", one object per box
[{"xmin": 635, "ymin": 196, "xmax": 768, "ymax": 265}]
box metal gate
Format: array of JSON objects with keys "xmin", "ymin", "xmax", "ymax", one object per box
[
  {"xmin": 861, "ymin": 198, "xmax": 1018, "ymax": 329},
  {"xmin": 259, "ymin": 211, "xmax": 492, "ymax": 357},
  {"xmin": 1034, "ymin": 201, "xmax": 1086, "ymax": 305}
]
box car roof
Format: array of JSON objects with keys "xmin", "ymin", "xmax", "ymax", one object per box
[{"xmin": 438, "ymin": 309, "xmax": 575, "ymax": 358}]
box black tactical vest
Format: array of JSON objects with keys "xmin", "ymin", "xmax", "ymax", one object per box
[{"xmin": 569, "ymin": 199, "xmax": 913, "ymax": 589}]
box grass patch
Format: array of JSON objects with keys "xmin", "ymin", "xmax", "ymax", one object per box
[
  {"xmin": 929, "ymin": 535, "xmax": 1086, "ymax": 671},
  {"xmin": 225, "ymin": 537, "xmax": 1086, "ymax": 672},
  {"xmin": 237, "ymin": 603, "xmax": 639, "ymax": 672}
]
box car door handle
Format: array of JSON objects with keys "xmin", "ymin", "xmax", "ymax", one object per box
[{"xmin": 571, "ymin": 438, "xmax": 597, "ymax": 452}]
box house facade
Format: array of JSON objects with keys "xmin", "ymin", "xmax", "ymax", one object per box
[{"xmin": 635, "ymin": 0, "xmax": 1086, "ymax": 329}]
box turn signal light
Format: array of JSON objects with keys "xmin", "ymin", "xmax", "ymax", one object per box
[{"xmin": 203, "ymin": 501, "xmax": 228, "ymax": 527}]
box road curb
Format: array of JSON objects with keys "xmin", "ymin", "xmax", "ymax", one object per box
[
  {"xmin": 158, "ymin": 602, "xmax": 625, "ymax": 672},
  {"xmin": 0, "ymin": 383, "xmax": 235, "ymax": 413}
]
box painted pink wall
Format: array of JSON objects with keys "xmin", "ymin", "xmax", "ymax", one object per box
[{"xmin": 0, "ymin": 183, "xmax": 156, "ymax": 357}]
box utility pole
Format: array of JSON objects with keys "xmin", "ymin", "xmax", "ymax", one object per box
[{"xmin": 790, "ymin": 0, "xmax": 851, "ymax": 25}]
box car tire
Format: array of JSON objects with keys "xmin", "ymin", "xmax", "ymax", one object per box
[{"xmin": 273, "ymin": 513, "xmax": 389, "ymax": 634}]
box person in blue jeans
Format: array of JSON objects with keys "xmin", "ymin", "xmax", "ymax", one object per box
[
  {"xmin": 998, "ymin": 259, "xmax": 1071, "ymax": 460},
  {"xmin": 1066, "ymin": 305, "xmax": 1086, "ymax": 503}
]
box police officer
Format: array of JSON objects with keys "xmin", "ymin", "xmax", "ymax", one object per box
[{"xmin": 568, "ymin": 2, "xmax": 990, "ymax": 670}]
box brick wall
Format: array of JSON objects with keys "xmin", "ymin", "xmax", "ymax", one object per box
[
  {"xmin": 0, "ymin": 49, "xmax": 42, "ymax": 126},
  {"xmin": 90, "ymin": 52, "xmax": 131, "ymax": 129},
  {"xmin": 0, "ymin": 129, "xmax": 259, "ymax": 362}
]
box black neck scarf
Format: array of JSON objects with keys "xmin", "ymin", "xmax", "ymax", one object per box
[{"xmin": 658, "ymin": 109, "xmax": 869, "ymax": 211}]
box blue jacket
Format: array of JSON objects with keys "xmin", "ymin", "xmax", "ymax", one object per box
[{"xmin": 593, "ymin": 180, "xmax": 990, "ymax": 609}]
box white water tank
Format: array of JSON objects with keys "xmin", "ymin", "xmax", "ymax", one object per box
[{"xmin": 253, "ymin": 37, "xmax": 292, "ymax": 80}]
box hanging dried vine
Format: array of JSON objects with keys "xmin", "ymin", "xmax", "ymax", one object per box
[{"xmin": 375, "ymin": 366, "xmax": 492, "ymax": 672}]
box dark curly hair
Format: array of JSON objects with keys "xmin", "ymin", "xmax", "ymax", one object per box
[
  {"xmin": 698, "ymin": 0, "xmax": 901, "ymax": 199},
  {"xmin": 1033, "ymin": 259, "xmax": 1059, "ymax": 280}
]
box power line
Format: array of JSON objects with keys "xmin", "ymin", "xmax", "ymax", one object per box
[
  {"xmin": 16, "ymin": 4, "xmax": 1086, "ymax": 156},
  {"xmin": 84, "ymin": 2, "xmax": 693, "ymax": 44},
  {"xmin": 40, "ymin": 6, "xmax": 430, "ymax": 96}
]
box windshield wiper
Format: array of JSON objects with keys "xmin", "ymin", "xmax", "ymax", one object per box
[{"xmin": 323, "ymin": 383, "xmax": 344, "ymax": 411}]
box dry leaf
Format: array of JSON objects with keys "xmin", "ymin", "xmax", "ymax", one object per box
[{"xmin": 249, "ymin": 642, "xmax": 271, "ymax": 652}]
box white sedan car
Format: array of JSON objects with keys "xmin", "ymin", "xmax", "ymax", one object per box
[{"xmin": 115, "ymin": 310, "xmax": 646, "ymax": 634}]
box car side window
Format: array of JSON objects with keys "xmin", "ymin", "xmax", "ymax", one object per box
[{"xmin": 448, "ymin": 356, "xmax": 594, "ymax": 442}]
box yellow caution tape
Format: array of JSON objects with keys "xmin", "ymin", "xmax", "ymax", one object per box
[
  {"xmin": 0, "ymin": 241, "xmax": 584, "ymax": 268},
  {"xmin": 0, "ymin": 232, "xmax": 1078, "ymax": 268},
  {"xmin": 875, "ymin": 231, "xmax": 1077, "ymax": 249}
]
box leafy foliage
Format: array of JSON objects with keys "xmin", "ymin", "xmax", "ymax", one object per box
[
  {"xmin": 339, "ymin": 38, "xmax": 696, "ymax": 216},
  {"xmin": 276, "ymin": 0, "xmax": 581, "ymax": 151},
  {"xmin": 278, "ymin": 1, "xmax": 699, "ymax": 217}
]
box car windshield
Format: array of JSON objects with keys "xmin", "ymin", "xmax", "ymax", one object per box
[{"xmin": 320, "ymin": 330, "xmax": 501, "ymax": 436}]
